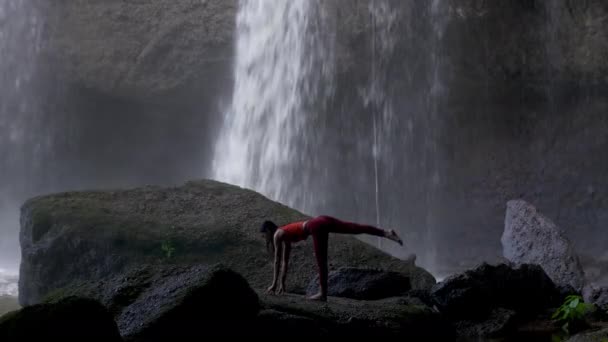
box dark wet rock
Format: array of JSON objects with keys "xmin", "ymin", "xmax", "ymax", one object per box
[
  {"xmin": 0, "ymin": 296, "xmax": 122, "ymax": 342},
  {"xmin": 567, "ymin": 327, "xmax": 608, "ymax": 342},
  {"xmin": 454, "ymin": 307, "xmax": 517, "ymax": 338},
  {"xmin": 44, "ymin": 264, "xmax": 259, "ymax": 340},
  {"xmin": 306, "ymin": 267, "xmax": 412, "ymax": 300},
  {"xmin": 258, "ymin": 292, "xmax": 454, "ymax": 338},
  {"xmin": 430, "ymin": 263, "xmax": 560, "ymax": 319},
  {"xmin": 583, "ymin": 284, "xmax": 608, "ymax": 314},
  {"xmin": 253, "ymin": 309, "xmax": 323, "ymax": 337},
  {"xmin": 502, "ymin": 200, "xmax": 586, "ymax": 291}
]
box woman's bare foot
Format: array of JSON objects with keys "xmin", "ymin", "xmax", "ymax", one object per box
[
  {"xmin": 385, "ymin": 229, "xmax": 403, "ymax": 246},
  {"xmin": 307, "ymin": 292, "xmax": 327, "ymax": 302}
]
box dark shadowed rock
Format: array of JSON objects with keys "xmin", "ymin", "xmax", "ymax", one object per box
[
  {"xmin": 583, "ymin": 284, "xmax": 608, "ymax": 314},
  {"xmin": 567, "ymin": 327, "xmax": 608, "ymax": 342},
  {"xmin": 258, "ymin": 292, "xmax": 454, "ymax": 338},
  {"xmin": 0, "ymin": 296, "xmax": 122, "ymax": 342},
  {"xmin": 431, "ymin": 263, "xmax": 560, "ymax": 319},
  {"xmin": 254, "ymin": 309, "xmax": 323, "ymax": 337},
  {"xmin": 454, "ymin": 308, "xmax": 517, "ymax": 338},
  {"xmin": 19, "ymin": 180, "xmax": 433, "ymax": 306},
  {"xmin": 306, "ymin": 267, "xmax": 412, "ymax": 300},
  {"xmin": 44, "ymin": 264, "xmax": 259, "ymax": 340},
  {"xmin": 502, "ymin": 200, "xmax": 586, "ymax": 291}
]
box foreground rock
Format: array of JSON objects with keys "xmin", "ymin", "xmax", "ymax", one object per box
[
  {"xmin": 567, "ymin": 327, "xmax": 608, "ymax": 342},
  {"xmin": 257, "ymin": 292, "xmax": 454, "ymax": 338},
  {"xmin": 0, "ymin": 296, "xmax": 19, "ymax": 317},
  {"xmin": 306, "ymin": 267, "xmax": 412, "ymax": 300},
  {"xmin": 19, "ymin": 179, "xmax": 434, "ymax": 305},
  {"xmin": 583, "ymin": 284, "xmax": 608, "ymax": 314},
  {"xmin": 45, "ymin": 264, "xmax": 259, "ymax": 340},
  {"xmin": 502, "ymin": 200, "xmax": 586, "ymax": 291},
  {"xmin": 431, "ymin": 263, "xmax": 561, "ymax": 338},
  {"xmin": 43, "ymin": 263, "xmax": 448, "ymax": 339},
  {"xmin": 431, "ymin": 263, "xmax": 559, "ymax": 319},
  {"xmin": 0, "ymin": 296, "xmax": 122, "ymax": 341}
]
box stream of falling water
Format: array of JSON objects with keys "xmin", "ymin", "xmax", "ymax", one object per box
[
  {"xmin": 212, "ymin": 0, "xmax": 333, "ymax": 211},
  {"xmin": 366, "ymin": 0, "xmax": 398, "ymax": 250},
  {"xmin": 0, "ymin": 0, "xmax": 45, "ymax": 295}
]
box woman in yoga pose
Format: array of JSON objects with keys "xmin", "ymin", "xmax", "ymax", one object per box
[{"xmin": 261, "ymin": 215, "xmax": 403, "ymax": 301}]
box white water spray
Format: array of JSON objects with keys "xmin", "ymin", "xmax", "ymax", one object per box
[
  {"xmin": 365, "ymin": 1, "xmax": 398, "ymax": 248},
  {"xmin": 0, "ymin": 0, "xmax": 45, "ymax": 295},
  {"xmin": 212, "ymin": 0, "xmax": 333, "ymax": 210}
]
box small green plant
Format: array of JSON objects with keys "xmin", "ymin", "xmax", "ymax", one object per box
[
  {"xmin": 552, "ymin": 295, "xmax": 594, "ymax": 334},
  {"xmin": 161, "ymin": 240, "xmax": 176, "ymax": 259}
]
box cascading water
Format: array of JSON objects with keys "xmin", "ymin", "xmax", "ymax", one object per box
[
  {"xmin": 364, "ymin": 0, "xmax": 398, "ymax": 250},
  {"xmin": 212, "ymin": 0, "xmax": 333, "ymax": 211},
  {"xmin": 212, "ymin": 0, "xmax": 445, "ymax": 272},
  {"xmin": 0, "ymin": 0, "xmax": 45, "ymax": 293},
  {"xmin": 422, "ymin": 0, "xmax": 445, "ymax": 276}
]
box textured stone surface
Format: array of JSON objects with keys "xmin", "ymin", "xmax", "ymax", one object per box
[
  {"xmin": 430, "ymin": 263, "xmax": 559, "ymax": 319},
  {"xmin": 0, "ymin": 297, "xmax": 122, "ymax": 342},
  {"xmin": 19, "ymin": 179, "xmax": 433, "ymax": 305},
  {"xmin": 502, "ymin": 200, "xmax": 586, "ymax": 291},
  {"xmin": 306, "ymin": 267, "xmax": 414, "ymax": 300}
]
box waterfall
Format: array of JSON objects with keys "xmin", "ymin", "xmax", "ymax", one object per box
[
  {"xmin": 365, "ymin": 0, "xmax": 398, "ymax": 249},
  {"xmin": 212, "ymin": 0, "xmax": 333, "ymax": 211},
  {"xmin": 422, "ymin": 0, "xmax": 448, "ymax": 275},
  {"xmin": 212, "ymin": 1, "xmax": 444, "ymax": 270},
  {"xmin": 0, "ymin": 0, "xmax": 45, "ymax": 291}
]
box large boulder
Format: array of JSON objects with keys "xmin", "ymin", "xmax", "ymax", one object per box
[
  {"xmin": 306, "ymin": 267, "xmax": 413, "ymax": 300},
  {"xmin": 567, "ymin": 327, "xmax": 608, "ymax": 342},
  {"xmin": 19, "ymin": 179, "xmax": 434, "ymax": 305},
  {"xmin": 431, "ymin": 263, "xmax": 560, "ymax": 319},
  {"xmin": 253, "ymin": 309, "xmax": 323, "ymax": 337},
  {"xmin": 42, "ymin": 263, "xmax": 449, "ymax": 339},
  {"xmin": 453, "ymin": 308, "xmax": 517, "ymax": 339},
  {"xmin": 44, "ymin": 264, "xmax": 259, "ymax": 340},
  {"xmin": 0, "ymin": 296, "xmax": 122, "ymax": 342},
  {"xmin": 502, "ymin": 200, "xmax": 586, "ymax": 291}
]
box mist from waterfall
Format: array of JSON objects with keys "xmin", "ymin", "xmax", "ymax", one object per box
[
  {"xmin": 364, "ymin": 0, "xmax": 398, "ymax": 251},
  {"xmin": 0, "ymin": 0, "xmax": 45, "ymax": 276},
  {"xmin": 211, "ymin": 0, "xmax": 452, "ymax": 273}
]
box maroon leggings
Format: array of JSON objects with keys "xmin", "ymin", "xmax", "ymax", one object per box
[{"xmin": 307, "ymin": 215, "xmax": 385, "ymax": 295}]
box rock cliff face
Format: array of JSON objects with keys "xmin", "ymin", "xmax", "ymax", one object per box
[
  {"xmin": 27, "ymin": 0, "xmax": 238, "ymax": 193},
  {"xmin": 44, "ymin": 0, "xmax": 237, "ymax": 100}
]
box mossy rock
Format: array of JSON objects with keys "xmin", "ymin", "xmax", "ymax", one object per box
[{"xmin": 20, "ymin": 179, "xmax": 434, "ymax": 305}]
